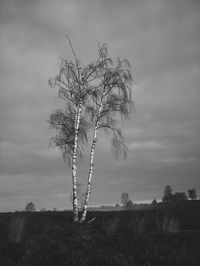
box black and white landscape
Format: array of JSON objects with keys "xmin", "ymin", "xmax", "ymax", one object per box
[{"xmin": 0, "ymin": 0, "xmax": 200, "ymax": 265}]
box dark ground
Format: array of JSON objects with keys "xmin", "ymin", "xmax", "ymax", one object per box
[{"xmin": 0, "ymin": 201, "xmax": 200, "ymax": 266}]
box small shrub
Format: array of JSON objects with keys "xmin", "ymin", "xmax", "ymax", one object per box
[
  {"xmin": 8, "ymin": 215, "xmax": 26, "ymax": 243},
  {"xmin": 162, "ymin": 213, "xmax": 180, "ymax": 233},
  {"xmin": 104, "ymin": 218, "xmax": 120, "ymax": 236}
]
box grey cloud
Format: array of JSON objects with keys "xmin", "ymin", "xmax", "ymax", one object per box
[{"xmin": 0, "ymin": 0, "xmax": 199, "ymax": 211}]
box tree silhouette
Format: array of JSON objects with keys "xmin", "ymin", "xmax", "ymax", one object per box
[
  {"xmin": 171, "ymin": 192, "xmax": 188, "ymax": 201},
  {"xmin": 188, "ymin": 188, "xmax": 197, "ymax": 200},
  {"xmin": 126, "ymin": 200, "xmax": 134, "ymax": 210},
  {"xmin": 25, "ymin": 202, "xmax": 35, "ymax": 212},
  {"xmin": 162, "ymin": 185, "xmax": 173, "ymax": 202},
  {"xmin": 121, "ymin": 192, "xmax": 130, "ymax": 206},
  {"xmin": 151, "ymin": 199, "xmax": 158, "ymax": 207}
]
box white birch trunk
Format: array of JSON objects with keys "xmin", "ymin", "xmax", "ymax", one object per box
[
  {"xmin": 72, "ymin": 101, "xmax": 82, "ymax": 222},
  {"xmin": 80, "ymin": 124, "xmax": 98, "ymax": 222},
  {"xmin": 80, "ymin": 103, "xmax": 103, "ymax": 222}
]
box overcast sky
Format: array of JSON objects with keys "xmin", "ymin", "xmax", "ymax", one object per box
[{"xmin": 0, "ymin": 0, "xmax": 199, "ymax": 211}]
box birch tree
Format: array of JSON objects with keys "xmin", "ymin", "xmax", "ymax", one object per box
[
  {"xmin": 48, "ymin": 38, "xmax": 133, "ymax": 222},
  {"xmin": 48, "ymin": 37, "xmax": 111, "ymax": 222},
  {"xmin": 80, "ymin": 44, "xmax": 133, "ymax": 222}
]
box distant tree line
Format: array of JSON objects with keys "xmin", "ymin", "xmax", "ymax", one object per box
[
  {"xmin": 23, "ymin": 186, "xmax": 197, "ymax": 213},
  {"xmin": 162, "ymin": 185, "xmax": 197, "ymax": 202}
]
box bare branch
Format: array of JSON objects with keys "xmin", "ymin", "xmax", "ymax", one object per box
[{"xmin": 65, "ymin": 34, "xmax": 80, "ymax": 76}]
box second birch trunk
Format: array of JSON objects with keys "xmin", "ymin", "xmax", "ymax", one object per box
[
  {"xmin": 80, "ymin": 123, "xmax": 98, "ymax": 222},
  {"xmin": 80, "ymin": 101, "xmax": 103, "ymax": 222}
]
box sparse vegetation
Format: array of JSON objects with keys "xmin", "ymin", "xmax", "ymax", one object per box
[{"xmin": 1, "ymin": 201, "xmax": 200, "ymax": 265}]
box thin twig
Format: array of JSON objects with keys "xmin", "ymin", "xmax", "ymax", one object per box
[{"xmin": 87, "ymin": 217, "xmax": 96, "ymax": 224}]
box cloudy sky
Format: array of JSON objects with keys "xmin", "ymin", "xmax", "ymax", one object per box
[{"xmin": 0, "ymin": 0, "xmax": 199, "ymax": 211}]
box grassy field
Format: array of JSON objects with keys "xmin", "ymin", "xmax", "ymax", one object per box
[{"xmin": 0, "ymin": 203, "xmax": 200, "ymax": 265}]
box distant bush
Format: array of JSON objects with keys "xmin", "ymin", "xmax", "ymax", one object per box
[
  {"xmin": 151, "ymin": 199, "xmax": 158, "ymax": 207},
  {"xmin": 162, "ymin": 185, "xmax": 173, "ymax": 202},
  {"xmin": 25, "ymin": 202, "xmax": 36, "ymax": 212},
  {"xmin": 126, "ymin": 200, "xmax": 134, "ymax": 210},
  {"xmin": 121, "ymin": 192, "xmax": 129, "ymax": 206},
  {"xmin": 188, "ymin": 188, "xmax": 197, "ymax": 200},
  {"xmin": 171, "ymin": 192, "xmax": 188, "ymax": 202}
]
